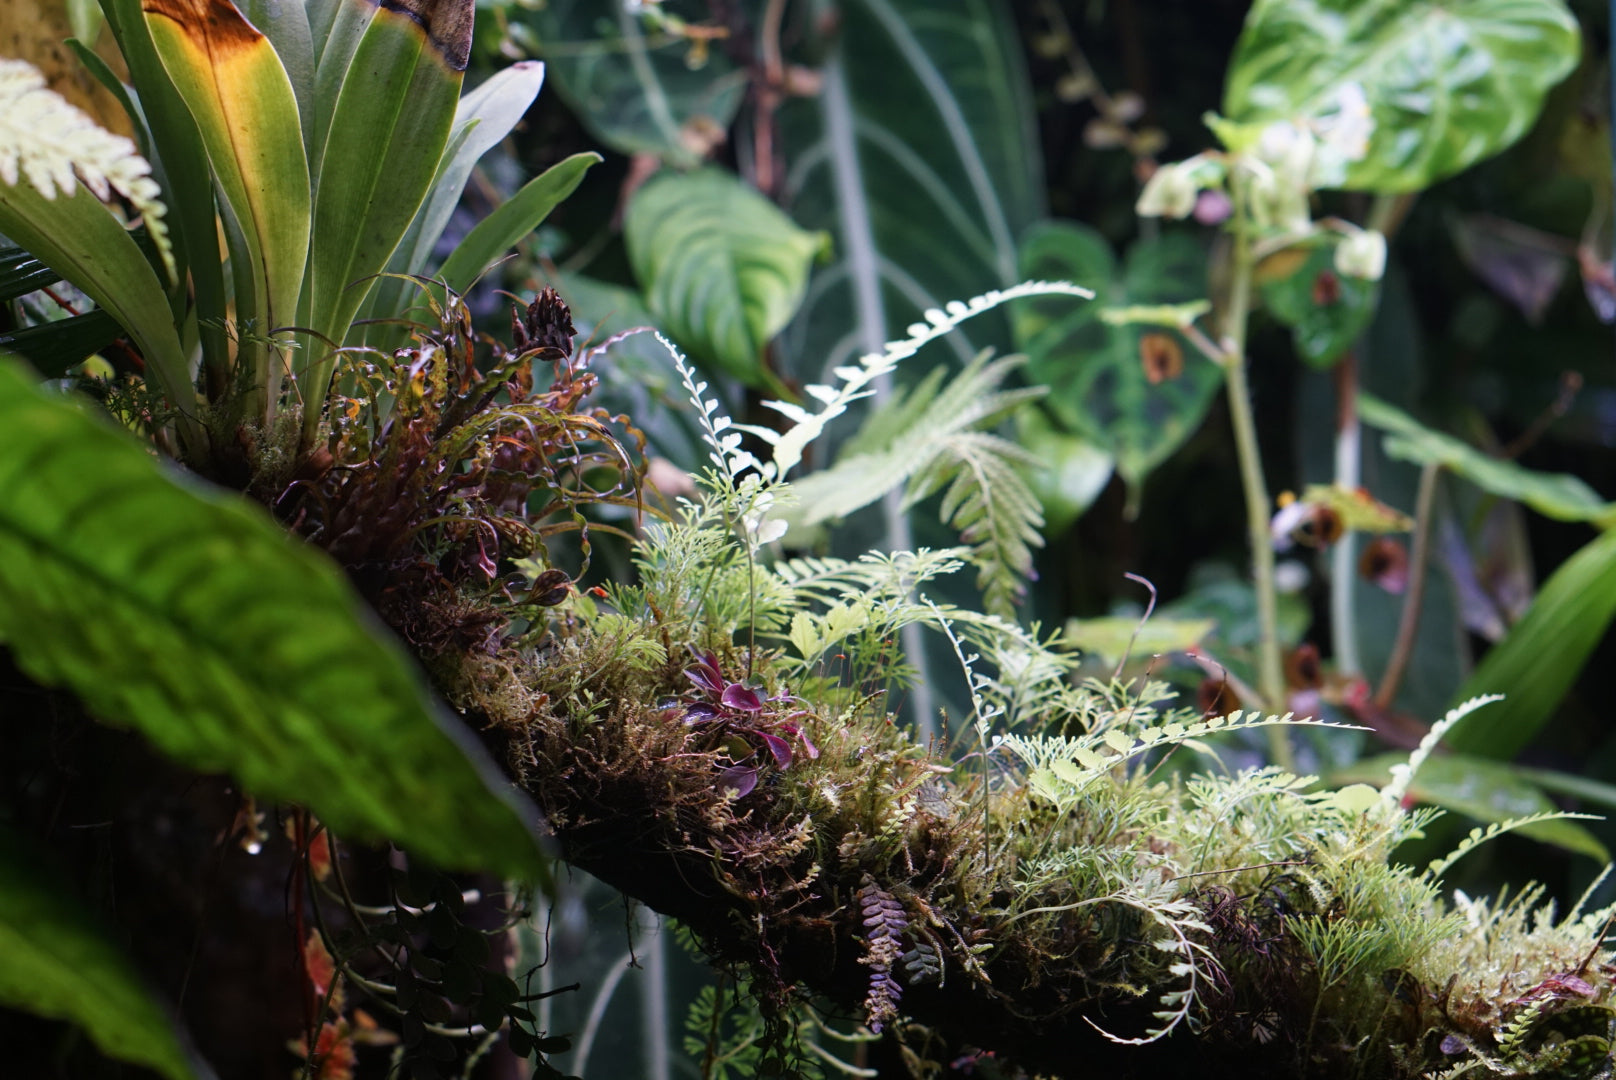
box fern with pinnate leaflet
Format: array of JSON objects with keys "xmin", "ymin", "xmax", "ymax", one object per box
[{"xmin": 784, "ymin": 353, "xmax": 1047, "ymax": 617}]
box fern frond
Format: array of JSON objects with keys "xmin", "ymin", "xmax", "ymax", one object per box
[
  {"xmin": 786, "ymin": 353, "xmax": 1048, "ymax": 616},
  {"xmin": 760, "ymin": 280, "xmax": 1091, "ymax": 479},
  {"xmin": 786, "ymin": 352, "xmax": 1040, "ymax": 525},
  {"xmin": 1426, "ymin": 811, "xmax": 1603, "ymax": 881},
  {"xmin": 911, "ymin": 430, "xmax": 1045, "ymax": 617},
  {"xmin": 1006, "ymin": 710, "xmax": 1361, "ymax": 813},
  {"xmin": 0, "ymin": 58, "xmax": 172, "ymax": 278},
  {"xmin": 1381, "ymin": 694, "xmax": 1504, "ymax": 808}
]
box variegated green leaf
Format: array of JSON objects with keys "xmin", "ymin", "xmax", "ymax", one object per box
[
  {"xmin": 1225, "ymin": 0, "xmax": 1580, "ymax": 193},
  {"xmin": 1013, "ymin": 221, "xmax": 1222, "ymax": 502}
]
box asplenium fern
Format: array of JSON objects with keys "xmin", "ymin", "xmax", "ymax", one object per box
[{"xmin": 783, "ymin": 351, "xmax": 1048, "ymax": 616}]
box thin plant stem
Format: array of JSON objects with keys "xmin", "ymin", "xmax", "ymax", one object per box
[
  {"xmin": 1375, "ymin": 462, "xmax": 1441, "ymax": 709},
  {"xmin": 1220, "ymin": 172, "xmax": 1292, "ymax": 770},
  {"xmin": 1330, "ymin": 194, "xmax": 1410, "ymax": 680},
  {"xmin": 1329, "ymin": 350, "xmax": 1363, "ymax": 678}
]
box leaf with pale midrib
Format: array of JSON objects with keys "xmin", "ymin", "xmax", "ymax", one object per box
[{"xmin": 0, "ymin": 356, "xmax": 545, "ymax": 881}]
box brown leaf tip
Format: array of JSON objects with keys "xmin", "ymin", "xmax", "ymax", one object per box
[
  {"xmin": 377, "ymin": 0, "xmax": 473, "ymax": 72},
  {"xmin": 142, "ymin": 0, "xmax": 264, "ymax": 53}
]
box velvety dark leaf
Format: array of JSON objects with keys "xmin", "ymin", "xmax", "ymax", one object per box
[
  {"xmin": 0, "ymin": 245, "xmax": 61, "ymax": 302},
  {"xmin": 776, "ymin": 0, "xmax": 1045, "ymax": 409},
  {"xmin": 0, "ymin": 309, "xmax": 125, "ymax": 377},
  {"xmin": 515, "ymin": 0, "xmax": 746, "ymax": 165}
]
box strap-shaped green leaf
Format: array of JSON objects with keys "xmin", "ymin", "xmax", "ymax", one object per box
[
  {"xmin": 1444, "ymin": 527, "xmax": 1616, "ymax": 759},
  {"xmin": 303, "ymin": 0, "xmax": 473, "ymax": 441},
  {"xmin": 0, "ymin": 826, "xmax": 214, "ymax": 1080},
  {"xmin": 1359, "ymin": 392, "xmax": 1613, "ymax": 525},
  {"xmin": 1225, "ymin": 0, "xmax": 1580, "ymax": 193},
  {"xmin": 142, "ymin": 0, "xmax": 311, "ymax": 342},
  {"xmin": 0, "ymin": 183, "xmax": 198, "ymax": 450},
  {"xmin": 0, "ymin": 356, "xmax": 546, "ymax": 881},
  {"xmin": 436, "ymin": 151, "xmax": 599, "ymax": 295},
  {"xmin": 626, "ymin": 168, "xmax": 827, "ymax": 388},
  {"xmin": 361, "ymin": 60, "xmax": 551, "ymax": 348},
  {"xmin": 102, "ymin": 0, "xmax": 233, "ymax": 392},
  {"xmin": 397, "ymin": 60, "xmax": 549, "ymax": 280}
]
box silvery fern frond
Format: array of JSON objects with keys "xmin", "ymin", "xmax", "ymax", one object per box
[{"xmin": 0, "ymin": 59, "xmax": 172, "ymax": 277}]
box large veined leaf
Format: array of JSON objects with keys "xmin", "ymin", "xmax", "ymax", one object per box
[
  {"xmin": 1224, "ymin": 0, "xmax": 1581, "ymax": 193},
  {"xmin": 1359, "ymin": 392, "xmax": 1614, "ymax": 525},
  {"xmin": 1444, "ymin": 527, "xmax": 1616, "ymax": 760},
  {"xmin": 776, "ymin": 0, "xmax": 1045, "ymax": 394},
  {"xmin": 302, "ymin": 0, "xmax": 472, "ymax": 443},
  {"xmin": 626, "ymin": 168, "xmax": 827, "ymax": 389},
  {"xmin": 0, "ymin": 827, "xmax": 214, "ymax": 1080},
  {"xmin": 0, "ymin": 356, "xmax": 546, "ymax": 881},
  {"xmin": 1331, "ymin": 752, "xmax": 1609, "ymax": 863},
  {"xmin": 518, "ymin": 0, "xmax": 747, "ymax": 165},
  {"xmin": 1013, "ymin": 222, "xmax": 1222, "ymax": 500}
]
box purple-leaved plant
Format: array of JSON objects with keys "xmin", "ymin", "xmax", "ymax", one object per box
[{"xmin": 679, "ymin": 650, "xmax": 818, "ymax": 797}]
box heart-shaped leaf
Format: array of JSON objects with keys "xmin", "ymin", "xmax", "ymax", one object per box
[
  {"xmin": 1259, "ymin": 245, "xmax": 1377, "ymax": 368},
  {"xmin": 1013, "ymin": 221, "xmax": 1221, "ymax": 499},
  {"xmin": 1225, "ymin": 0, "xmax": 1581, "ymax": 192}
]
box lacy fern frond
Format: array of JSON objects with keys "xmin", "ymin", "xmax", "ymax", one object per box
[
  {"xmin": 0, "ymin": 58, "xmax": 173, "ymax": 278},
  {"xmin": 1426, "ymin": 812, "xmax": 1603, "ymax": 881},
  {"xmin": 786, "ymin": 352, "xmax": 1048, "ymax": 616},
  {"xmin": 909, "ymin": 429, "xmax": 1045, "ymax": 616},
  {"xmin": 1004, "ymin": 709, "xmax": 1363, "ymax": 813},
  {"xmin": 1381, "ymin": 694, "xmax": 1504, "ymax": 808},
  {"xmin": 757, "ymin": 281, "xmax": 1091, "ymax": 479}
]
